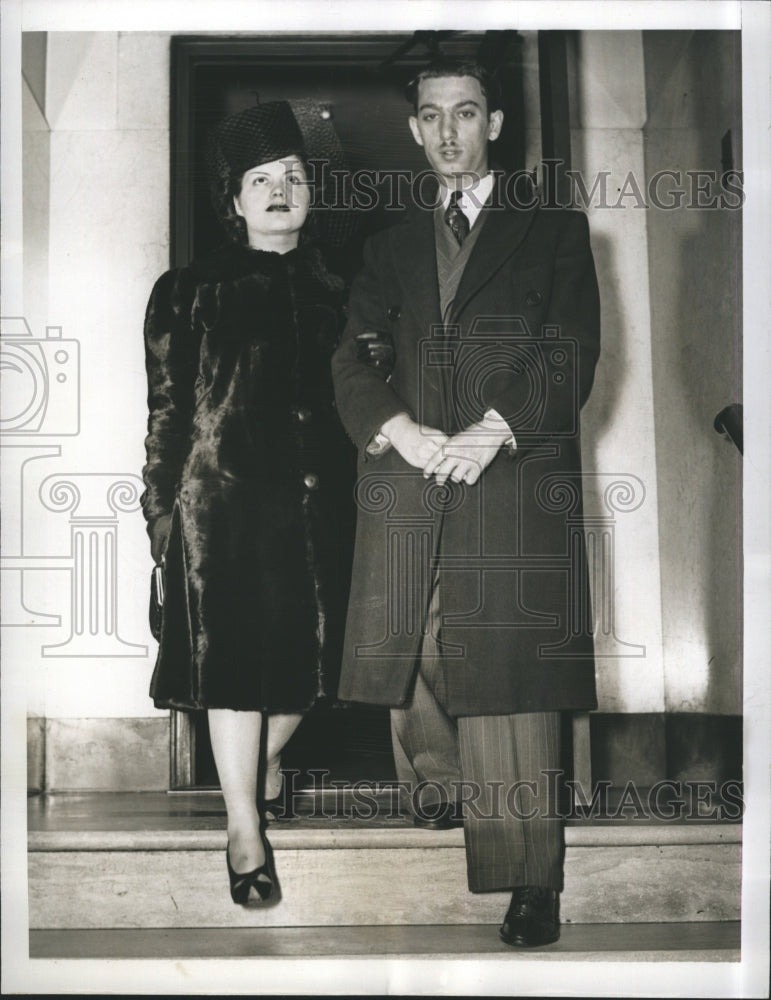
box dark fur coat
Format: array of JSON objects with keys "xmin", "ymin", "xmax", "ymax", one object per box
[{"xmin": 142, "ymin": 241, "xmax": 355, "ymax": 712}]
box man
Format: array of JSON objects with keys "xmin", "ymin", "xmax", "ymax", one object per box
[{"xmin": 331, "ymin": 59, "xmax": 600, "ymax": 946}]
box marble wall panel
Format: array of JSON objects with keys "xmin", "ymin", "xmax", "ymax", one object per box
[
  {"xmin": 572, "ymin": 121, "xmax": 667, "ymax": 713},
  {"xmin": 22, "ymin": 86, "xmax": 51, "ymax": 337},
  {"xmin": 117, "ymin": 33, "xmax": 172, "ymax": 131},
  {"xmin": 44, "ymin": 717, "xmax": 169, "ymax": 791},
  {"xmin": 643, "ymin": 30, "xmax": 742, "ymax": 132},
  {"xmin": 46, "ymin": 33, "xmax": 118, "ymax": 132},
  {"xmin": 643, "ymin": 32, "xmax": 742, "ymax": 714},
  {"xmin": 573, "ymin": 31, "xmax": 647, "ymax": 130},
  {"xmin": 28, "ymin": 715, "xmax": 46, "ymax": 793}
]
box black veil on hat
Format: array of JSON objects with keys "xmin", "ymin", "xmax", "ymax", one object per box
[
  {"xmin": 288, "ymin": 98, "xmax": 357, "ymax": 250},
  {"xmin": 215, "ymin": 101, "xmax": 305, "ymax": 175},
  {"xmin": 206, "ymin": 99, "xmax": 357, "ymax": 250}
]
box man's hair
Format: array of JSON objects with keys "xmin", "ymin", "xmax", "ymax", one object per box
[{"xmin": 404, "ymin": 58, "xmax": 501, "ymax": 114}]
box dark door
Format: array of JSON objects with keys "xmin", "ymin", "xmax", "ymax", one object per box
[{"xmin": 169, "ymin": 31, "xmax": 536, "ymax": 789}]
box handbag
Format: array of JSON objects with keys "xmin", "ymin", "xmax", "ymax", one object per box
[{"xmin": 149, "ymin": 559, "xmax": 165, "ymax": 641}]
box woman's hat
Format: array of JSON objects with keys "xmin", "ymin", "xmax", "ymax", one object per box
[
  {"xmin": 207, "ymin": 99, "xmax": 358, "ymax": 249},
  {"xmin": 210, "ymin": 101, "xmax": 305, "ymax": 177}
]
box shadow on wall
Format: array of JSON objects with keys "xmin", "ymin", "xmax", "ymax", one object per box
[
  {"xmin": 643, "ymin": 28, "xmax": 742, "ymax": 717},
  {"xmin": 658, "ymin": 225, "xmax": 742, "ymax": 714},
  {"xmin": 581, "ymin": 229, "xmax": 625, "ymax": 446},
  {"xmin": 578, "ymin": 228, "xmax": 635, "ymax": 711}
]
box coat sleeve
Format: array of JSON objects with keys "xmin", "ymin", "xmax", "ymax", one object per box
[
  {"xmin": 140, "ymin": 267, "xmax": 200, "ymax": 553},
  {"xmin": 331, "ymin": 236, "xmax": 414, "ymax": 455},
  {"xmin": 486, "ymin": 210, "xmax": 601, "ymax": 445}
]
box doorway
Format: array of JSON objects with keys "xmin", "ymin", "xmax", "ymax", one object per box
[{"xmin": 168, "ymin": 30, "xmax": 545, "ymax": 789}]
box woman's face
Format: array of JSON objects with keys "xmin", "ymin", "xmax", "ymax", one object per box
[{"xmin": 233, "ymin": 155, "xmax": 310, "ymax": 247}]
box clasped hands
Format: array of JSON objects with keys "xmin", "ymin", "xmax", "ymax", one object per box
[{"xmin": 381, "ymin": 412, "xmax": 511, "ymax": 486}]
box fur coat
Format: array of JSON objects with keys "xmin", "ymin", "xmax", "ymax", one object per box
[{"xmin": 141, "ymin": 240, "xmax": 355, "ymax": 712}]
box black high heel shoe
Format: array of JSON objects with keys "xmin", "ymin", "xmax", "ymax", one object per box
[
  {"xmin": 262, "ymin": 772, "xmax": 289, "ymax": 822},
  {"xmin": 262, "ymin": 763, "xmax": 286, "ymax": 822},
  {"xmin": 226, "ymin": 834, "xmax": 279, "ymax": 906},
  {"xmin": 263, "ymin": 792, "xmax": 285, "ymax": 822}
]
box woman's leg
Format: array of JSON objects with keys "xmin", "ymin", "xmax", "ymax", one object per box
[
  {"xmin": 264, "ymin": 713, "xmax": 304, "ymax": 799},
  {"xmin": 208, "ymin": 708, "xmax": 264, "ymax": 873}
]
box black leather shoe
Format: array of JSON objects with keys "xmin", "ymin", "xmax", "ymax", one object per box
[
  {"xmin": 499, "ymin": 886, "xmax": 560, "ymax": 946},
  {"xmin": 412, "ymin": 800, "xmax": 464, "ymax": 830}
]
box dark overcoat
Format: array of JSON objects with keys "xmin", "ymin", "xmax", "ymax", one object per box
[
  {"xmin": 331, "ymin": 185, "xmax": 601, "ymax": 716},
  {"xmin": 142, "ymin": 241, "xmax": 355, "ymax": 713}
]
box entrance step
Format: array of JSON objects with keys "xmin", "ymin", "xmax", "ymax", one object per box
[
  {"xmin": 28, "ymin": 792, "xmax": 741, "ymax": 931},
  {"xmin": 30, "ymin": 921, "xmax": 741, "ymax": 960}
]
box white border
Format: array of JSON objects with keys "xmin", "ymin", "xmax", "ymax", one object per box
[{"xmin": 18, "ymin": 0, "xmax": 743, "ymax": 33}]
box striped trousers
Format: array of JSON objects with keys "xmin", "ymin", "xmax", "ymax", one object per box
[{"xmin": 391, "ymin": 577, "xmax": 564, "ymax": 893}]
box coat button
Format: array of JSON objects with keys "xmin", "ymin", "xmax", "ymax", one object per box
[
  {"xmin": 387, "ymin": 305, "xmax": 401, "ymax": 321},
  {"xmin": 295, "ymin": 407, "xmax": 312, "ymax": 424},
  {"xmin": 525, "ymin": 290, "xmax": 543, "ymax": 306},
  {"xmin": 303, "ymin": 472, "xmax": 319, "ymax": 491}
]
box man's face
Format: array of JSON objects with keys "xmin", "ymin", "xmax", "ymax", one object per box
[{"xmin": 409, "ymin": 75, "xmax": 503, "ymax": 184}]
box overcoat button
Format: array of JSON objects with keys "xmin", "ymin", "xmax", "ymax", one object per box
[
  {"xmin": 296, "ymin": 408, "xmax": 312, "ymax": 423},
  {"xmin": 303, "ymin": 472, "xmax": 319, "ymax": 491},
  {"xmin": 525, "ymin": 290, "xmax": 543, "ymax": 306},
  {"xmin": 387, "ymin": 306, "xmax": 401, "ymax": 321}
]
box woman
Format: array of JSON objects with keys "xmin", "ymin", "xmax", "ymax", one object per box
[{"xmin": 141, "ymin": 102, "xmax": 355, "ymax": 905}]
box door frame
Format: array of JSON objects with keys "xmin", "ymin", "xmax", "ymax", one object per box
[{"xmin": 167, "ymin": 29, "xmax": 570, "ymax": 789}]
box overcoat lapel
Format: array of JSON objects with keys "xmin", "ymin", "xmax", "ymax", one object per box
[
  {"xmin": 390, "ymin": 207, "xmax": 442, "ymax": 338},
  {"xmin": 451, "ymin": 188, "xmax": 538, "ymax": 323}
]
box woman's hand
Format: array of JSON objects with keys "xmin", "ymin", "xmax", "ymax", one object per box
[{"xmin": 150, "ymin": 514, "xmax": 172, "ymax": 564}]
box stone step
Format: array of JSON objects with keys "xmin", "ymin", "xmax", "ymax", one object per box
[
  {"xmin": 28, "ymin": 793, "xmax": 741, "ymax": 931},
  {"xmin": 30, "ymin": 921, "xmax": 741, "ymax": 960}
]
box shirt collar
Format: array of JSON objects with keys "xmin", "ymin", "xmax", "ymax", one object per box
[{"xmin": 439, "ymin": 172, "xmax": 496, "ymax": 228}]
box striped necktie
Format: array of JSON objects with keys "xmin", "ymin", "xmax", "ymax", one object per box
[{"xmin": 444, "ymin": 190, "xmax": 470, "ymax": 246}]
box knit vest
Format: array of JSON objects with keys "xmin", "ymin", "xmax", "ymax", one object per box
[{"xmin": 434, "ymin": 201, "xmax": 487, "ymax": 324}]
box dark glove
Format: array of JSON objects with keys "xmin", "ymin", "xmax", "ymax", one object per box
[
  {"xmin": 149, "ymin": 513, "xmax": 172, "ymax": 565},
  {"xmin": 355, "ymin": 330, "xmax": 395, "ymax": 379}
]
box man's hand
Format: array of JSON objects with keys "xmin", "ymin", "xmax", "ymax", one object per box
[
  {"xmin": 381, "ymin": 412, "xmax": 449, "ymax": 469},
  {"xmin": 354, "ymin": 330, "xmax": 395, "ymax": 379},
  {"xmin": 423, "ymin": 416, "xmax": 512, "ymax": 485}
]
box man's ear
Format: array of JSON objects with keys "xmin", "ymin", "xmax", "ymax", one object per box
[
  {"xmin": 233, "ymin": 195, "xmax": 244, "ymax": 218},
  {"xmin": 488, "ymin": 109, "xmax": 504, "ymax": 142},
  {"xmin": 408, "ymin": 116, "xmax": 424, "ymax": 147}
]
